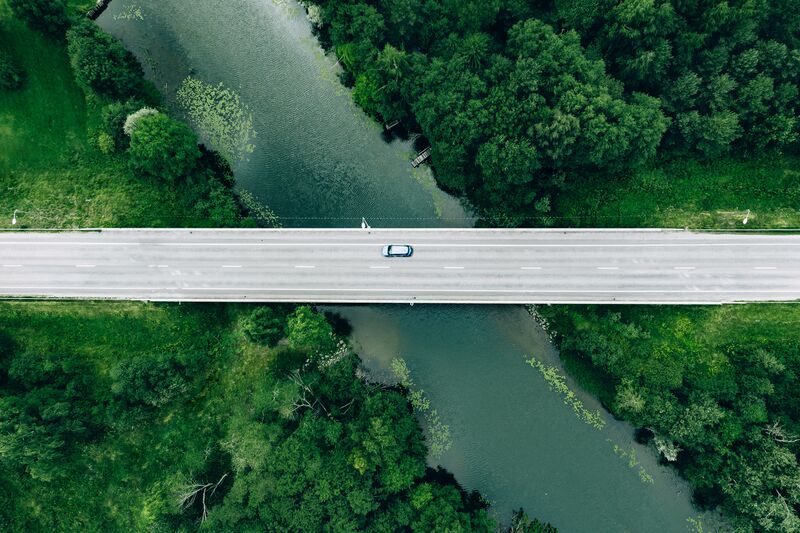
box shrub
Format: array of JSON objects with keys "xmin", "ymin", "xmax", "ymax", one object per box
[
  {"xmin": 285, "ymin": 306, "xmax": 337, "ymax": 355},
  {"xmin": 8, "ymin": 0, "xmax": 69, "ymax": 38},
  {"xmin": 128, "ymin": 113, "xmax": 201, "ymax": 182},
  {"xmin": 100, "ymin": 100, "xmax": 143, "ymax": 150},
  {"xmin": 242, "ymin": 306, "xmax": 289, "ymax": 347},
  {"xmin": 97, "ymin": 132, "xmax": 114, "ymax": 154},
  {"xmin": 0, "ymin": 50, "xmax": 24, "ymax": 91},
  {"xmin": 123, "ymin": 106, "xmax": 158, "ymax": 136},
  {"xmin": 66, "ymin": 18, "xmax": 144, "ymax": 99}
]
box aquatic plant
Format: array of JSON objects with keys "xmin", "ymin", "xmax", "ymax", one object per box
[
  {"xmin": 608, "ymin": 441, "xmax": 655, "ymax": 485},
  {"xmin": 113, "ymin": 4, "xmax": 143, "ymax": 21},
  {"xmin": 526, "ymin": 355, "xmax": 605, "ymax": 430},
  {"xmin": 176, "ymin": 77, "xmax": 255, "ymax": 163},
  {"xmin": 237, "ymin": 190, "xmax": 281, "ymax": 228},
  {"xmin": 390, "ymin": 358, "xmax": 452, "ymax": 459}
]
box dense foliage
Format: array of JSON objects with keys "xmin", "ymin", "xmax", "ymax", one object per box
[
  {"xmin": 307, "ymin": 0, "xmax": 799, "ymax": 223},
  {"xmin": 66, "ymin": 18, "xmax": 146, "ymax": 100},
  {"xmin": 128, "ymin": 113, "xmax": 202, "ymax": 183},
  {"xmin": 7, "ymin": 0, "xmax": 69, "ymax": 37},
  {"xmin": 0, "ymin": 303, "xmax": 506, "ymax": 532},
  {"xmin": 558, "ymin": 0, "xmax": 800, "ymax": 158},
  {"xmin": 0, "ymin": 48, "xmax": 24, "ymax": 90},
  {"xmin": 204, "ymin": 336, "xmax": 495, "ymax": 532},
  {"xmin": 540, "ymin": 304, "xmax": 800, "ymax": 531}
]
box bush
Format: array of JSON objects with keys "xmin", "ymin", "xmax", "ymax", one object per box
[
  {"xmin": 100, "ymin": 100, "xmax": 143, "ymax": 150},
  {"xmin": 0, "ymin": 50, "xmax": 24, "ymax": 91},
  {"xmin": 8, "ymin": 0, "xmax": 69, "ymax": 38},
  {"xmin": 128, "ymin": 113, "xmax": 201, "ymax": 182},
  {"xmin": 242, "ymin": 306, "xmax": 290, "ymax": 347},
  {"xmin": 285, "ymin": 306, "xmax": 337, "ymax": 355},
  {"xmin": 66, "ymin": 18, "xmax": 144, "ymax": 99},
  {"xmin": 110, "ymin": 355, "xmax": 189, "ymax": 408},
  {"xmin": 97, "ymin": 132, "xmax": 114, "ymax": 154}
]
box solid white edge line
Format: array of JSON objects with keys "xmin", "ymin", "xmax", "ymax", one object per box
[
  {"xmin": 2, "ymin": 288, "xmax": 800, "ymax": 294},
  {"xmin": 2, "ymin": 265, "xmax": 22, "ymax": 268},
  {"xmin": 4, "ymin": 241, "xmax": 800, "ymax": 248}
]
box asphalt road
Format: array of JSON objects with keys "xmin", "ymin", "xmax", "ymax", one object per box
[{"xmin": 1, "ymin": 228, "xmax": 799, "ymax": 304}]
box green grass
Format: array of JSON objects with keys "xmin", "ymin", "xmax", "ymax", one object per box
[
  {"xmin": 555, "ymin": 154, "xmax": 800, "ymax": 229},
  {"xmin": 0, "ymin": 3, "xmax": 207, "ymax": 229}
]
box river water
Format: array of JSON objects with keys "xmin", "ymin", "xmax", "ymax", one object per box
[{"xmin": 99, "ymin": 1, "xmax": 714, "ymax": 530}]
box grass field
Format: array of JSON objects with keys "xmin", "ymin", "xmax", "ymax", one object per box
[
  {"xmin": 555, "ymin": 154, "xmax": 800, "ymax": 229},
  {"xmin": 0, "ymin": 3, "xmax": 205, "ymax": 229}
]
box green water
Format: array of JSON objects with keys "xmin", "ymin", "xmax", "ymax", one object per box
[{"xmin": 99, "ymin": 1, "xmax": 718, "ymax": 529}]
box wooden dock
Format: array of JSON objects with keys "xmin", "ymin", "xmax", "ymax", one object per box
[
  {"xmin": 411, "ymin": 147, "xmax": 431, "ymax": 168},
  {"xmin": 87, "ymin": 0, "xmax": 113, "ymax": 20}
]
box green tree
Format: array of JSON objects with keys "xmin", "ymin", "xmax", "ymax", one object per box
[
  {"xmin": 285, "ymin": 305, "xmax": 337, "ymax": 355},
  {"xmin": 128, "ymin": 113, "xmax": 201, "ymax": 182},
  {"xmin": 0, "ymin": 50, "xmax": 24, "ymax": 90},
  {"xmin": 242, "ymin": 306, "xmax": 289, "ymax": 347},
  {"xmin": 66, "ymin": 19, "xmax": 145, "ymax": 100},
  {"xmin": 100, "ymin": 100, "xmax": 143, "ymax": 151},
  {"xmin": 8, "ymin": 0, "xmax": 69, "ymax": 37}
]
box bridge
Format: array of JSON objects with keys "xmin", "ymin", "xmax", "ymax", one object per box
[{"xmin": 0, "ymin": 228, "xmax": 798, "ymax": 304}]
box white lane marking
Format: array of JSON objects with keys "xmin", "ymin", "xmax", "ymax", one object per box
[
  {"xmin": 2, "ymin": 265, "xmax": 22, "ymax": 268},
  {"xmin": 674, "ymin": 266, "xmax": 696, "ymax": 270},
  {"xmin": 369, "ymin": 266, "xmax": 390, "ymax": 269},
  {"xmin": 147, "ymin": 264, "xmax": 170, "ymax": 268},
  {"xmin": 754, "ymin": 266, "xmax": 777, "ymax": 270},
  {"xmin": 294, "ymin": 265, "xmax": 316, "ymax": 269},
  {"xmin": 443, "ymin": 266, "xmax": 465, "ymax": 270},
  {"xmin": 596, "ymin": 267, "xmax": 619, "ymax": 270},
  {"xmin": 221, "ymin": 265, "xmax": 242, "ymax": 268},
  {"xmin": 75, "ymin": 264, "xmax": 96, "ymax": 268},
  {"xmin": 521, "ymin": 266, "xmax": 542, "ymax": 270}
]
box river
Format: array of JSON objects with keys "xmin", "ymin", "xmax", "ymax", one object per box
[{"xmin": 99, "ymin": 1, "xmax": 715, "ymax": 530}]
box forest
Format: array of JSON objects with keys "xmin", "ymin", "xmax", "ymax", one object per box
[{"xmin": 308, "ymin": 0, "xmax": 799, "ymax": 225}]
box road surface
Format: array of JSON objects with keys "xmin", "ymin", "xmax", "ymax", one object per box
[{"xmin": 0, "ymin": 228, "xmax": 799, "ymax": 304}]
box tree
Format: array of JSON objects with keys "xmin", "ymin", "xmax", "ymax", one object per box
[
  {"xmin": 285, "ymin": 305, "xmax": 337, "ymax": 355},
  {"xmin": 100, "ymin": 100, "xmax": 143, "ymax": 151},
  {"xmin": 128, "ymin": 113, "xmax": 201, "ymax": 182},
  {"xmin": 66, "ymin": 19, "xmax": 145, "ymax": 100},
  {"xmin": 8, "ymin": 0, "xmax": 69, "ymax": 37},
  {"xmin": 0, "ymin": 350, "xmax": 100, "ymax": 482},
  {"xmin": 0, "ymin": 50, "xmax": 24, "ymax": 91},
  {"xmin": 242, "ymin": 306, "xmax": 289, "ymax": 347}
]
